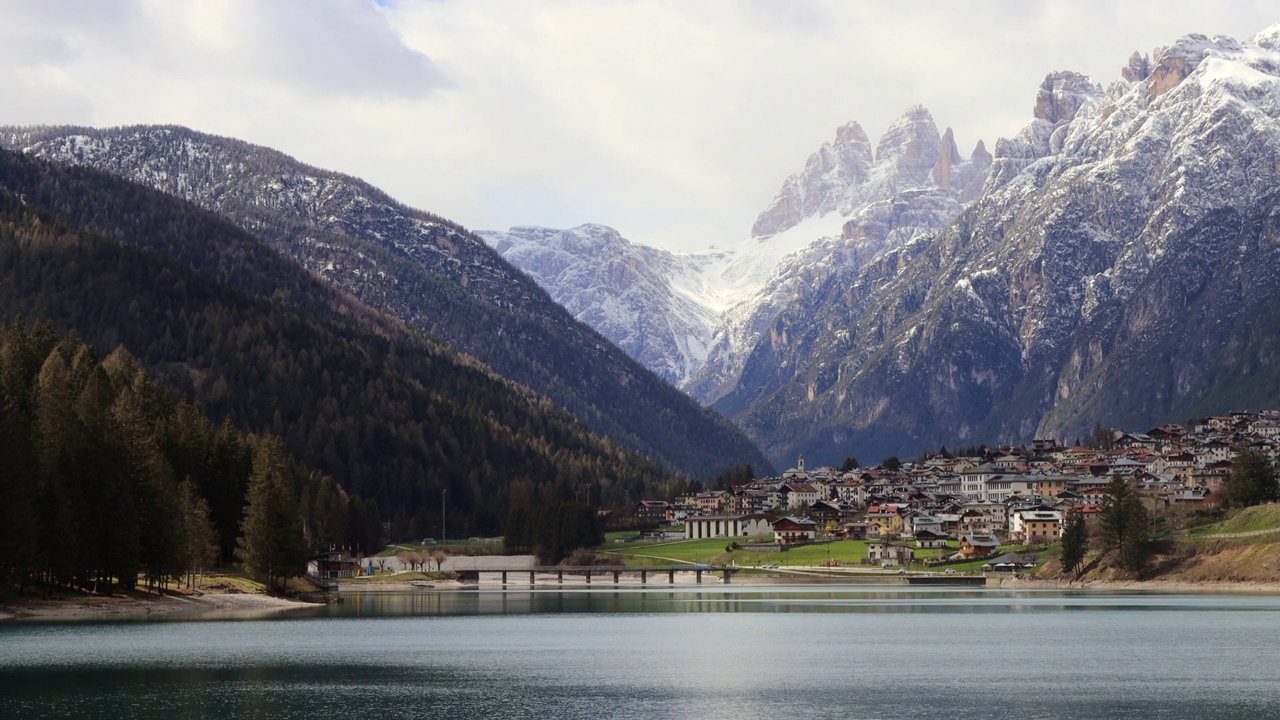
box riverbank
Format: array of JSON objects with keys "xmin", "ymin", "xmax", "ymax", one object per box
[{"xmin": 0, "ymin": 585, "xmax": 319, "ymax": 622}]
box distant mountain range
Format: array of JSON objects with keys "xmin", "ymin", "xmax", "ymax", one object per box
[
  {"xmin": 485, "ymin": 22, "xmax": 1280, "ymax": 466},
  {"xmin": 0, "ymin": 147, "xmax": 689, "ymax": 535},
  {"xmin": 481, "ymin": 106, "xmax": 988, "ymax": 398},
  {"xmin": 10, "ymin": 22, "xmax": 1280, "ymax": 473},
  {"xmin": 0, "ymin": 125, "xmax": 772, "ymax": 480}
]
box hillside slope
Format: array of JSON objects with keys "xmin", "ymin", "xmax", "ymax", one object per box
[
  {"xmin": 0, "ymin": 147, "xmax": 679, "ymax": 535},
  {"xmin": 0, "ymin": 126, "xmax": 772, "ymax": 478}
]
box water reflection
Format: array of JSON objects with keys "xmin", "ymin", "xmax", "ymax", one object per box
[
  {"xmin": 322, "ymin": 586, "xmax": 1280, "ymax": 618},
  {"xmin": 4, "ymin": 587, "xmax": 1280, "ymax": 720}
]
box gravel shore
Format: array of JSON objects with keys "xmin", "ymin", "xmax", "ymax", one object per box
[{"xmin": 0, "ymin": 588, "xmax": 318, "ymax": 622}]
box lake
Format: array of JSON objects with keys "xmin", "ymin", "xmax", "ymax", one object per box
[{"xmin": 3, "ymin": 586, "xmax": 1280, "ymax": 719}]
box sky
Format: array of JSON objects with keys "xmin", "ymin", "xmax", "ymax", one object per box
[{"xmin": 2, "ymin": 1, "xmax": 1277, "ymax": 251}]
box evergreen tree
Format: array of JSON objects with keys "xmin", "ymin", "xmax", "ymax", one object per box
[
  {"xmin": 236, "ymin": 435, "xmax": 308, "ymax": 593},
  {"xmin": 0, "ymin": 320, "xmax": 39, "ymax": 590},
  {"xmin": 33, "ymin": 350, "xmax": 78, "ymax": 587},
  {"xmin": 1226, "ymin": 449, "xmax": 1278, "ymax": 508},
  {"xmin": 1097, "ymin": 475, "xmax": 1150, "ymax": 572},
  {"xmin": 840, "ymin": 457, "xmax": 860, "ymax": 472},
  {"xmin": 177, "ymin": 478, "xmax": 218, "ymax": 589},
  {"xmin": 114, "ymin": 377, "xmax": 181, "ymax": 590},
  {"xmin": 1059, "ymin": 506, "xmax": 1088, "ymax": 577}
]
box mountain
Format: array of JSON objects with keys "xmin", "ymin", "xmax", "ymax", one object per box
[
  {"xmin": 480, "ymin": 108, "xmax": 990, "ymax": 403},
  {"xmin": 0, "ymin": 146, "xmax": 680, "ymax": 538},
  {"xmin": 0, "ymin": 126, "xmax": 771, "ymax": 479},
  {"xmin": 727, "ymin": 24, "xmax": 1280, "ymax": 463},
  {"xmin": 478, "ymin": 224, "xmax": 719, "ymax": 386}
]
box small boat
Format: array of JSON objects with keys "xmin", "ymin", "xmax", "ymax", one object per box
[{"xmin": 409, "ymin": 581, "xmax": 435, "ymax": 589}]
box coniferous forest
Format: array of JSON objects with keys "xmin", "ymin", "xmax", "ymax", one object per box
[{"xmin": 0, "ymin": 148, "xmax": 689, "ymax": 590}]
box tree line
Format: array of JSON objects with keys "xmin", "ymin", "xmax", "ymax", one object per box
[{"xmin": 0, "ymin": 319, "xmax": 377, "ymax": 595}]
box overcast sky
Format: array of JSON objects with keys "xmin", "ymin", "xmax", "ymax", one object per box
[{"xmin": 2, "ymin": 1, "xmax": 1277, "ymax": 251}]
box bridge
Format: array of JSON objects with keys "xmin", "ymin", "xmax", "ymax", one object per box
[{"xmin": 455, "ymin": 565, "xmax": 739, "ymax": 586}]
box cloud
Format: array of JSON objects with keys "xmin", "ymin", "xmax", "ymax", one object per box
[{"xmin": 1, "ymin": 0, "xmax": 1277, "ymax": 252}]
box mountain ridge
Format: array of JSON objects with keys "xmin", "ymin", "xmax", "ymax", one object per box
[{"xmin": 0, "ymin": 125, "xmax": 773, "ymax": 479}]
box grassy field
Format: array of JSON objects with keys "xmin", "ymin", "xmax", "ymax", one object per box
[
  {"xmin": 600, "ymin": 537, "xmax": 984, "ymax": 569},
  {"xmin": 1185, "ymin": 504, "xmax": 1280, "ymax": 535}
]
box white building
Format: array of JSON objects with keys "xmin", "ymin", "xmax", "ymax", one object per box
[{"xmin": 684, "ymin": 514, "xmax": 775, "ymax": 540}]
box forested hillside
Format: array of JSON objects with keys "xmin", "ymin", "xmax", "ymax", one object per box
[
  {"xmin": 0, "ymin": 149, "xmax": 683, "ymax": 545},
  {"xmin": 2, "ymin": 125, "xmax": 773, "ymax": 479}
]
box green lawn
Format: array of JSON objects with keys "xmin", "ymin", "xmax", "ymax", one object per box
[{"xmin": 602, "ymin": 537, "xmax": 945, "ymax": 568}]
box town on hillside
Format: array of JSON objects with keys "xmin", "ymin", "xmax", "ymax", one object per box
[{"xmin": 631, "ymin": 411, "xmax": 1280, "ymax": 565}]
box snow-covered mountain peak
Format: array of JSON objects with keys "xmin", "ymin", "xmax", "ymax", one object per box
[
  {"xmin": 872, "ymin": 105, "xmax": 940, "ymax": 182},
  {"xmin": 1253, "ymin": 21, "xmax": 1280, "ymax": 49}
]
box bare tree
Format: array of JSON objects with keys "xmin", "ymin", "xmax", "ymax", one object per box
[{"xmin": 430, "ymin": 549, "xmax": 449, "ymax": 572}]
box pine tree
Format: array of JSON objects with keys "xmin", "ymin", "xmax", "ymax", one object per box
[
  {"xmin": 0, "ymin": 320, "xmax": 39, "ymax": 591},
  {"xmin": 236, "ymin": 435, "xmax": 308, "ymax": 593},
  {"xmin": 34, "ymin": 349, "xmax": 78, "ymax": 587},
  {"xmin": 1226, "ymin": 449, "xmax": 1278, "ymax": 508},
  {"xmin": 1059, "ymin": 506, "xmax": 1088, "ymax": 577},
  {"xmin": 177, "ymin": 478, "xmax": 218, "ymax": 589},
  {"xmin": 1098, "ymin": 475, "xmax": 1150, "ymax": 572}
]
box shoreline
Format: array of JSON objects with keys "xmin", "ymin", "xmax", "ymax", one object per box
[
  {"xmin": 338, "ymin": 574, "xmax": 1280, "ymax": 593},
  {"xmin": 0, "ymin": 588, "xmax": 319, "ymax": 623},
  {"xmin": 8, "ymin": 575, "xmax": 1279, "ymax": 622}
]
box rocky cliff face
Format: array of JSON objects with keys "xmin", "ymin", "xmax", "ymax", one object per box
[
  {"xmin": 477, "ymin": 108, "xmax": 990, "ymax": 413},
  {"xmin": 725, "ymin": 24, "xmax": 1280, "ymax": 464},
  {"xmin": 0, "ymin": 125, "xmax": 774, "ymax": 478},
  {"xmin": 689, "ymin": 107, "xmax": 990, "ymax": 406}
]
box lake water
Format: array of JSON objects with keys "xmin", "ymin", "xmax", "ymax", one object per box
[{"xmin": 3, "ymin": 586, "xmax": 1280, "ymax": 719}]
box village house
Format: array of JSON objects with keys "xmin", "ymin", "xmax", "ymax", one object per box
[
  {"xmin": 693, "ymin": 490, "xmax": 731, "ymax": 515},
  {"xmin": 1010, "ymin": 509, "xmax": 1062, "ymax": 544},
  {"xmin": 866, "ymin": 505, "xmax": 906, "ymax": 538},
  {"xmin": 867, "ymin": 541, "xmax": 915, "ymax": 566},
  {"xmin": 634, "ymin": 500, "xmax": 672, "ymax": 525},
  {"xmin": 914, "ymin": 528, "xmax": 949, "ymax": 549},
  {"xmin": 782, "ymin": 482, "xmax": 821, "ymax": 510},
  {"xmin": 960, "ymin": 533, "xmax": 1001, "ymax": 559},
  {"xmin": 772, "ymin": 516, "xmax": 818, "ymax": 545}
]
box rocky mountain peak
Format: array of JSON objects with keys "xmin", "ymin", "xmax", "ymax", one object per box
[
  {"xmin": 873, "ymin": 105, "xmax": 941, "ymax": 186},
  {"xmin": 1254, "ymin": 21, "xmax": 1280, "ymax": 50},
  {"xmin": 930, "ymin": 127, "xmax": 963, "ymax": 190},
  {"xmin": 834, "ymin": 120, "xmax": 871, "ymax": 146},
  {"xmin": 1122, "ymin": 51, "xmax": 1152, "ymax": 83},
  {"xmin": 990, "ymin": 71, "xmax": 1103, "ymax": 186},
  {"xmin": 971, "ymin": 139, "xmax": 991, "ymax": 164},
  {"xmin": 1033, "ymin": 71, "xmax": 1103, "ymax": 124},
  {"xmin": 751, "ymin": 106, "xmax": 988, "ymax": 241},
  {"xmin": 750, "ymin": 119, "xmax": 874, "ymax": 239}
]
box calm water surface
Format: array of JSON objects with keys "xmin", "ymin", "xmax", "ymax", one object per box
[{"xmin": 3, "ymin": 586, "xmax": 1279, "ymax": 719}]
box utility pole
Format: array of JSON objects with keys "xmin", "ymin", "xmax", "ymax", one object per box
[{"xmin": 442, "ymin": 488, "xmax": 447, "ymax": 543}]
